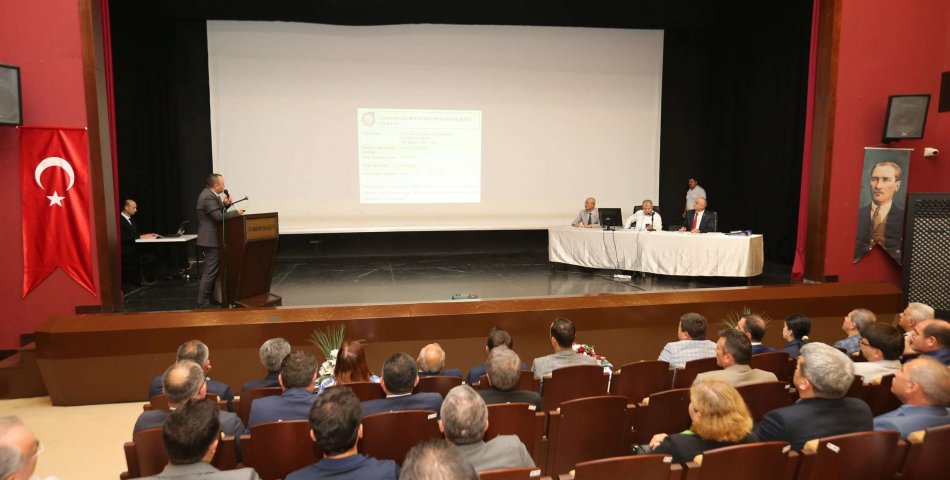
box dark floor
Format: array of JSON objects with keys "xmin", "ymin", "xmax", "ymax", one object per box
[{"xmin": 122, "ymin": 252, "xmax": 793, "ymax": 312}]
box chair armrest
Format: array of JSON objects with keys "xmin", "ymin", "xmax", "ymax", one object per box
[
  {"xmin": 123, "ymin": 441, "xmax": 139, "ymax": 478},
  {"xmin": 682, "ymin": 461, "xmax": 701, "ymax": 480}
]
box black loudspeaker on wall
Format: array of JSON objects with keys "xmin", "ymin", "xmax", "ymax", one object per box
[
  {"xmin": 0, "ymin": 64, "xmax": 23, "ymax": 126},
  {"xmin": 882, "ymin": 94, "xmax": 929, "ymax": 143},
  {"xmin": 901, "ymin": 193, "xmax": 950, "ymax": 319}
]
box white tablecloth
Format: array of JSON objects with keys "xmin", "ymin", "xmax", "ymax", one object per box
[{"xmin": 548, "ymin": 227, "xmax": 764, "ymax": 277}]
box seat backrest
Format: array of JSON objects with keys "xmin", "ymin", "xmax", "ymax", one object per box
[
  {"xmin": 750, "ymin": 352, "xmax": 794, "ymax": 382},
  {"xmin": 241, "ymin": 420, "xmax": 320, "ymax": 480},
  {"xmin": 573, "ymin": 454, "xmax": 672, "ymax": 480},
  {"xmin": 477, "ymin": 371, "xmax": 539, "ymax": 392},
  {"xmin": 635, "ymin": 388, "xmax": 692, "ymax": 444},
  {"xmin": 145, "ymin": 393, "xmax": 221, "ymax": 411},
  {"xmin": 798, "ymin": 430, "xmax": 899, "ymax": 480},
  {"xmin": 900, "ymin": 423, "xmax": 950, "ymax": 480},
  {"xmin": 128, "ymin": 428, "xmax": 239, "ymax": 477},
  {"xmin": 859, "ymin": 375, "xmax": 902, "ymax": 417},
  {"xmin": 735, "ymin": 381, "xmax": 793, "ymax": 423},
  {"xmin": 478, "ymin": 467, "xmax": 540, "ymax": 480},
  {"xmin": 672, "ymin": 357, "xmax": 719, "ymax": 389},
  {"xmin": 484, "ymin": 403, "xmax": 545, "ymax": 466},
  {"xmin": 609, "ymin": 361, "xmax": 673, "ymax": 402},
  {"xmin": 540, "ymin": 365, "xmax": 609, "ymax": 412},
  {"xmin": 546, "ymin": 395, "xmax": 628, "ymax": 475},
  {"xmin": 327, "ymin": 382, "xmax": 385, "ymax": 402},
  {"xmin": 237, "ymin": 387, "xmax": 282, "ymax": 425},
  {"xmin": 413, "ymin": 375, "xmax": 462, "ymax": 397},
  {"xmin": 708, "ymin": 211, "xmax": 718, "ymax": 232},
  {"xmin": 633, "ymin": 205, "xmax": 661, "ymax": 215},
  {"xmin": 686, "ymin": 441, "xmax": 790, "ymax": 479},
  {"xmin": 360, "ymin": 410, "xmax": 442, "ymax": 465}
]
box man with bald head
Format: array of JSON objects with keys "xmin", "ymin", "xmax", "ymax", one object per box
[
  {"xmin": 737, "ymin": 314, "xmax": 776, "ymax": 355},
  {"xmin": 679, "ymin": 197, "xmax": 714, "ymax": 233},
  {"xmin": 908, "ymin": 319, "xmax": 950, "ymax": 365},
  {"xmin": 0, "ymin": 416, "xmax": 50, "ymax": 480},
  {"xmin": 417, "ymin": 343, "xmax": 462, "ymax": 379},
  {"xmin": 874, "ymin": 357, "xmax": 950, "ymax": 438},
  {"xmin": 571, "ymin": 197, "xmax": 599, "ymax": 227}
]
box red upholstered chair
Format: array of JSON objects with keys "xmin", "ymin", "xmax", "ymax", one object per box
[
  {"xmin": 672, "ymin": 357, "xmax": 719, "ymax": 389},
  {"xmin": 413, "ymin": 375, "xmax": 462, "ymax": 397},
  {"xmin": 545, "ymin": 395, "xmax": 628, "ymax": 475},
  {"xmin": 796, "ymin": 430, "xmax": 900, "ymax": 480},
  {"xmin": 900, "ymin": 424, "xmax": 950, "ymax": 480},
  {"xmin": 144, "ymin": 393, "xmax": 220, "ymax": 411},
  {"xmin": 610, "ymin": 361, "xmax": 674, "ymax": 402},
  {"xmin": 121, "ymin": 428, "xmax": 238, "ymax": 479},
  {"xmin": 478, "ymin": 467, "xmax": 540, "ymax": 479},
  {"xmin": 239, "ymin": 420, "xmax": 320, "ymax": 480},
  {"xmin": 632, "ymin": 388, "xmax": 692, "ymax": 444},
  {"xmin": 540, "ymin": 365, "xmax": 610, "ymax": 412},
  {"xmin": 237, "ymin": 386, "xmax": 282, "ymax": 425},
  {"xmin": 750, "ymin": 351, "xmax": 795, "ymax": 382},
  {"xmin": 484, "ymin": 403, "xmax": 546, "ymax": 467},
  {"xmin": 735, "ymin": 381, "xmax": 794, "ymax": 423},
  {"xmin": 360, "ymin": 410, "xmax": 442, "ymax": 465},
  {"xmin": 477, "ymin": 371, "xmax": 540, "ymax": 393},
  {"xmin": 326, "ymin": 382, "xmax": 385, "ymax": 402},
  {"xmin": 682, "ymin": 441, "xmax": 792, "ymax": 479},
  {"xmin": 571, "ymin": 454, "xmax": 677, "ymax": 480},
  {"xmin": 853, "ymin": 374, "xmax": 902, "ymax": 416}
]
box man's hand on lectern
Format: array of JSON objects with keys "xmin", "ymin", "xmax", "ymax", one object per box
[{"xmin": 237, "ymin": 208, "xmax": 245, "ymax": 215}]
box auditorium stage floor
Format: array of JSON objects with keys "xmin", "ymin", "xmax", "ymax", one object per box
[{"xmin": 122, "ymin": 253, "xmax": 793, "ymax": 312}]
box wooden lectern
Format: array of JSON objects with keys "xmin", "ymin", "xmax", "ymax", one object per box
[{"xmin": 218, "ymin": 212, "xmax": 282, "ymax": 307}]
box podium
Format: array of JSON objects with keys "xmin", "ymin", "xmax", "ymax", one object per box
[{"xmin": 218, "ymin": 212, "xmax": 282, "ymax": 307}]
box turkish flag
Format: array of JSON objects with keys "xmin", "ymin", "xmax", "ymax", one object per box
[{"xmin": 20, "ymin": 127, "xmax": 96, "ymax": 297}]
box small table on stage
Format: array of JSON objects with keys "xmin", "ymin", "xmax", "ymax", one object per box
[
  {"xmin": 135, "ymin": 234, "xmax": 199, "ymax": 278},
  {"xmin": 548, "ymin": 227, "xmax": 764, "ymax": 277}
]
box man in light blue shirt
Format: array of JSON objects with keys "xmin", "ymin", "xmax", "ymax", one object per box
[{"xmin": 833, "ymin": 308, "xmax": 877, "ymax": 356}]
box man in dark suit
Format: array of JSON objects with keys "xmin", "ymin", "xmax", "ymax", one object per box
[
  {"xmin": 738, "ymin": 314, "xmax": 777, "ymax": 355},
  {"xmin": 417, "ymin": 343, "xmax": 463, "ymax": 379},
  {"xmin": 241, "ymin": 337, "xmax": 291, "ymax": 393},
  {"xmin": 466, "ymin": 327, "xmax": 529, "ymax": 386},
  {"xmin": 854, "ymin": 161, "xmax": 905, "ymax": 263},
  {"xmin": 476, "ymin": 346, "xmax": 541, "ymax": 410},
  {"xmin": 248, "ymin": 351, "xmax": 318, "ymax": 427},
  {"xmin": 196, "ymin": 173, "xmax": 244, "ymax": 308},
  {"xmin": 361, "ymin": 353, "xmax": 443, "ymax": 417},
  {"xmin": 148, "ymin": 340, "xmax": 234, "ymax": 409},
  {"xmin": 119, "ymin": 199, "xmax": 159, "ymax": 286},
  {"xmin": 751, "ymin": 342, "xmax": 873, "ymax": 450},
  {"xmin": 679, "ymin": 197, "xmax": 714, "ymax": 233}
]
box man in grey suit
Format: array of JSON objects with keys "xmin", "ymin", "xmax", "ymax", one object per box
[
  {"xmin": 441, "ymin": 385, "xmax": 535, "ymax": 472},
  {"xmin": 143, "ymin": 399, "xmax": 260, "ymax": 479},
  {"xmin": 694, "ymin": 329, "xmax": 777, "ymax": 387},
  {"xmin": 530, "ymin": 317, "xmax": 599, "ymax": 379},
  {"xmin": 571, "ymin": 197, "xmax": 599, "ymax": 227},
  {"xmin": 874, "ymin": 356, "xmax": 950, "ymax": 438},
  {"xmin": 196, "ymin": 173, "xmax": 244, "ymax": 308}
]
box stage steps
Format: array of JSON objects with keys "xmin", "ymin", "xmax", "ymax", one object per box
[{"xmin": 0, "ymin": 333, "xmax": 48, "ymax": 399}]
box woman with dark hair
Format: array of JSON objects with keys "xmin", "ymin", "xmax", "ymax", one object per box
[
  {"xmin": 317, "ymin": 340, "xmax": 379, "ymax": 394},
  {"xmin": 782, "ymin": 313, "xmax": 811, "ymax": 358}
]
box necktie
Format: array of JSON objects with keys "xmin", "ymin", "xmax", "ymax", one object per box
[
  {"xmin": 871, "ymin": 205, "xmax": 881, "ymax": 230},
  {"xmin": 692, "ymin": 212, "xmax": 698, "ymax": 231},
  {"xmin": 587, "ymin": 212, "xmax": 592, "ymax": 225}
]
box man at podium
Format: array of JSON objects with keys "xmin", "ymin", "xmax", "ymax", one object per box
[{"xmin": 196, "ymin": 173, "xmax": 244, "ymax": 308}]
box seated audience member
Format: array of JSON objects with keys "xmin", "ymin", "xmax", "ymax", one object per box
[
  {"xmin": 248, "ymin": 351, "xmax": 318, "ymax": 427},
  {"xmin": 873, "ymin": 357, "xmax": 950, "ymax": 438},
  {"xmin": 751, "ymin": 343, "xmax": 872, "ymax": 450},
  {"xmin": 571, "ymin": 196, "xmax": 599, "ymax": 228},
  {"xmin": 417, "ymin": 343, "xmax": 463, "ymax": 378},
  {"xmin": 908, "ymin": 319, "xmax": 950, "ymax": 365},
  {"xmin": 626, "ymin": 199, "xmax": 663, "ymax": 231},
  {"xmin": 145, "ymin": 399, "xmax": 260, "ymax": 479},
  {"xmin": 780, "ymin": 314, "xmax": 811, "ymax": 359},
  {"xmin": 135, "ymin": 361, "xmax": 246, "ymax": 438},
  {"xmin": 466, "ymin": 327, "xmax": 528, "ymax": 386},
  {"xmin": 476, "ymin": 347, "xmax": 542, "ymax": 409},
  {"xmin": 286, "ymin": 387, "xmax": 399, "ymax": 480},
  {"xmin": 737, "ymin": 314, "xmax": 776, "ymax": 355},
  {"xmin": 853, "ymin": 323, "xmax": 903, "ymax": 383},
  {"xmin": 148, "ymin": 339, "xmax": 234, "ymax": 409},
  {"xmin": 0, "ymin": 416, "xmax": 54, "ymax": 480},
  {"xmin": 658, "ymin": 313, "xmax": 717, "ymax": 369},
  {"xmin": 833, "ymin": 308, "xmax": 877, "ymax": 356},
  {"xmin": 694, "ymin": 329, "xmax": 777, "ymax": 387},
  {"xmin": 679, "ymin": 197, "xmax": 713, "ymax": 233},
  {"xmin": 649, "ymin": 379, "xmax": 754, "ymax": 463},
  {"xmin": 898, "ymin": 302, "xmax": 935, "ymax": 356},
  {"xmin": 441, "ymin": 385, "xmax": 535, "ymax": 471},
  {"xmin": 361, "ymin": 353, "xmax": 443, "ymax": 417},
  {"xmin": 242, "ymin": 337, "xmax": 291, "ymax": 392},
  {"xmin": 317, "ymin": 341, "xmax": 380, "ymax": 395},
  {"xmin": 401, "ymin": 439, "xmax": 478, "ymax": 480},
  {"xmin": 531, "ymin": 317, "xmax": 600, "ymax": 379}
]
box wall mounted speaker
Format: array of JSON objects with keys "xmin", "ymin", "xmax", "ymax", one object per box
[
  {"xmin": 882, "ymin": 94, "xmax": 929, "ymax": 143},
  {"xmin": 0, "ymin": 64, "xmax": 22, "ymax": 126},
  {"xmin": 902, "ymin": 193, "xmax": 950, "ymax": 319}
]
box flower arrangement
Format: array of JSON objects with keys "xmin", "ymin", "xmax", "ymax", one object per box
[
  {"xmin": 572, "ymin": 342, "xmax": 612, "ymax": 369},
  {"xmin": 310, "ymin": 325, "xmax": 345, "ymax": 384}
]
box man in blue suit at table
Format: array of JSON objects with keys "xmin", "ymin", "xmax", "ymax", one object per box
[
  {"xmin": 874, "ymin": 357, "xmax": 950, "ymax": 438},
  {"xmin": 361, "ymin": 353, "xmax": 443, "ymax": 418},
  {"xmin": 248, "ymin": 351, "xmax": 319, "ymax": 427},
  {"xmin": 679, "ymin": 197, "xmax": 714, "ymax": 233}
]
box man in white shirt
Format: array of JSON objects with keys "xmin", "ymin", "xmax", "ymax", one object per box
[
  {"xmin": 854, "ymin": 322, "xmax": 903, "ymax": 384},
  {"xmin": 683, "ymin": 178, "xmax": 706, "ymax": 218},
  {"xmin": 625, "ymin": 200, "xmax": 662, "ymax": 231}
]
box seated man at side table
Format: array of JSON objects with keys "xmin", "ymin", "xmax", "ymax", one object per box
[
  {"xmin": 571, "ymin": 197, "xmax": 599, "ymax": 227},
  {"xmin": 625, "ymin": 199, "xmax": 662, "ymax": 231},
  {"xmin": 694, "ymin": 329, "xmax": 777, "ymax": 387},
  {"xmin": 873, "ymin": 357, "xmax": 950, "ymax": 438},
  {"xmin": 853, "ymin": 323, "xmax": 903, "ymax": 383},
  {"xmin": 441, "ymin": 385, "xmax": 535, "ymax": 472},
  {"xmin": 477, "ymin": 347, "xmax": 542, "ymax": 410},
  {"xmin": 679, "ymin": 197, "xmax": 713, "ymax": 233},
  {"xmin": 531, "ymin": 317, "xmax": 600, "ymax": 379},
  {"xmin": 361, "ymin": 353, "xmax": 443, "ymax": 418},
  {"xmin": 248, "ymin": 351, "xmax": 319, "ymax": 427},
  {"xmin": 417, "ymin": 343, "xmax": 463, "ymax": 378},
  {"xmin": 658, "ymin": 313, "xmax": 717, "ymax": 369},
  {"xmin": 738, "ymin": 314, "xmax": 776, "ymax": 355}
]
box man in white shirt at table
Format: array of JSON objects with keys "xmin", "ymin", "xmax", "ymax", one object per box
[
  {"xmin": 571, "ymin": 197, "xmax": 599, "ymax": 228},
  {"xmin": 625, "ymin": 200, "xmax": 662, "ymax": 231}
]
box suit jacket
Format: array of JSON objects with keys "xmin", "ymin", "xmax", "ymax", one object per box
[
  {"xmin": 361, "ymin": 392, "xmax": 443, "ymax": 418},
  {"xmin": 418, "ymin": 368, "xmax": 463, "ymax": 379},
  {"xmin": 531, "ymin": 349, "xmax": 600, "ymax": 379},
  {"xmin": 285, "ymin": 454, "xmax": 399, "ymax": 480},
  {"xmin": 682, "ymin": 209, "xmax": 715, "ymax": 233},
  {"xmin": 922, "ymin": 348, "xmax": 950, "ymax": 366},
  {"xmin": 134, "ymin": 409, "xmax": 247, "ymax": 438},
  {"xmin": 142, "ymin": 462, "xmax": 260, "ymax": 479},
  {"xmin": 477, "ymin": 387, "xmax": 543, "ymax": 410},
  {"xmin": 782, "ymin": 339, "xmax": 804, "ymax": 359},
  {"xmin": 196, "ymin": 188, "xmax": 239, "ymax": 248},
  {"xmin": 248, "ymin": 388, "xmax": 318, "ymax": 427},
  {"xmin": 694, "ymin": 364, "xmax": 778, "ymax": 388},
  {"xmin": 572, "ymin": 209, "xmax": 599, "ymax": 226},
  {"xmin": 149, "ymin": 375, "xmax": 235, "ymax": 409},
  {"xmin": 466, "ymin": 362, "xmax": 530, "ymax": 386},
  {"xmin": 873, "ymin": 405, "xmax": 950, "ymax": 439},
  {"xmin": 453, "ymin": 435, "xmax": 536, "ymax": 472},
  {"xmin": 654, "ymin": 432, "xmax": 752, "ymax": 464},
  {"xmin": 241, "ymin": 372, "xmax": 280, "ymax": 393},
  {"xmin": 120, "ymin": 215, "xmax": 139, "ymax": 250},
  {"xmin": 854, "ymin": 203, "xmax": 903, "ymax": 262},
  {"xmin": 751, "ymin": 397, "xmax": 873, "ymax": 450},
  {"xmin": 751, "ymin": 344, "xmax": 777, "ymax": 355}
]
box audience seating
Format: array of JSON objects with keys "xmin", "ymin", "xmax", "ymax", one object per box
[
  {"xmin": 682, "ymin": 441, "xmax": 792, "ymax": 479},
  {"xmin": 413, "ymin": 375, "xmax": 462, "ymax": 397},
  {"xmin": 236, "ymin": 386, "xmax": 282, "ymax": 425},
  {"xmin": 477, "ymin": 371, "xmax": 540, "ymax": 393},
  {"xmin": 609, "ymin": 361, "xmax": 674, "ymax": 402},
  {"xmin": 144, "ymin": 393, "xmax": 220, "ymax": 411},
  {"xmin": 672, "ymin": 357, "xmax": 719, "ymax": 389},
  {"xmin": 632, "ymin": 388, "xmax": 692, "ymax": 444},
  {"xmin": 545, "ymin": 395, "xmax": 628, "ymax": 475},
  {"xmin": 750, "ymin": 351, "xmax": 795, "ymax": 382},
  {"xmin": 735, "ymin": 381, "xmax": 794, "ymax": 422},
  {"xmin": 239, "ymin": 420, "xmax": 320, "ymax": 480},
  {"xmin": 478, "ymin": 467, "xmax": 540, "ymax": 480},
  {"xmin": 900, "ymin": 424, "xmax": 950, "ymax": 480},
  {"xmin": 325, "ymin": 382, "xmax": 385, "ymax": 402},
  {"xmin": 569, "ymin": 454, "xmax": 678, "ymax": 480},
  {"xmin": 846, "ymin": 374, "xmax": 901, "ymax": 416},
  {"xmin": 540, "ymin": 365, "xmax": 610, "ymax": 412},
  {"xmin": 484, "ymin": 402, "xmax": 546, "ymax": 467},
  {"xmin": 121, "ymin": 428, "xmax": 238, "ymax": 479},
  {"xmin": 360, "ymin": 409, "xmax": 442, "ymax": 465},
  {"xmin": 796, "ymin": 430, "xmax": 899, "ymax": 480}
]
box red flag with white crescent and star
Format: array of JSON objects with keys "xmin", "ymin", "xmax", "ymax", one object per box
[{"xmin": 20, "ymin": 127, "xmax": 96, "ymax": 297}]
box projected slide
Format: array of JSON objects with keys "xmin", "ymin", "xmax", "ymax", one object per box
[{"xmin": 358, "ymin": 108, "xmax": 482, "ymax": 204}]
